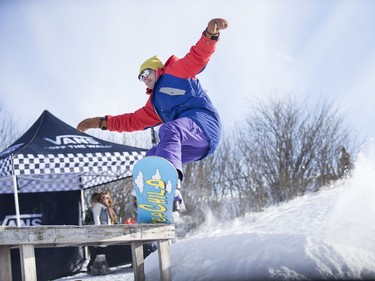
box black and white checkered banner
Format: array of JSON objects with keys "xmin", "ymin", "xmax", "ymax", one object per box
[{"xmin": 0, "ymin": 151, "xmax": 145, "ymax": 193}]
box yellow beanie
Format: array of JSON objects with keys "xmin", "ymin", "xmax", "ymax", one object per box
[{"xmin": 139, "ymin": 55, "xmax": 164, "ymax": 76}]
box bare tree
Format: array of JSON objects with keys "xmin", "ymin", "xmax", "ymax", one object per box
[
  {"xmin": 237, "ymin": 97, "xmax": 358, "ymax": 205},
  {"xmin": 181, "ymin": 136, "xmax": 247, "ymax": 224},
  {"xmin": 0, "ymin": 98, "xmax": 20, "ymax": 151}
]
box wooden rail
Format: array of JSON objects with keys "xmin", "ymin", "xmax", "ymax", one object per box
[{"xmin": 0, "ymin": 224, "xmax": 175, "ymax": 281}]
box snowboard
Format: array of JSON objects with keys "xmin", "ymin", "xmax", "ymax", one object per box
[{"xmin": 132, "ymin": 156, "xmax": 178, "ymax": 224}]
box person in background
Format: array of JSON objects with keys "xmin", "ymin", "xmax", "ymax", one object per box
[
  {"xmin": 87, "ymin": 191, "xmax": 117, "ymax": 275},
  {"xmin": 339, "ymin": 146, "xmax": 352, "ymax": 178},
  {"xmin": 77, "ymin": 18, "xmax": 229, "ymax": 212},
  {"xmin": 83, "ymin": 192, "xmax": 98, "ymax": 225},
  {"xmin": 124, "ymin": 194, "xmax": 137, "ymax": 224},
  {"xmin": 93, "ymin": 191, "xmax": 118, "ymax": 225}
]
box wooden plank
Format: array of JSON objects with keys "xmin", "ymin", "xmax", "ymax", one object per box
[
  {"xmin": 158, "ymin": 240, "xmax": 172, "ymax": 281},
  {"xmin": 20, "ymin": 245, "xmax": 37, "ymax": 281},
  {"xmin": 131, "ymin": 241, "xmax": 145, "ymax": 281},
  {"xmin": 0, "ymin": 224, "xmax": 175, "ymax": 281},
  {"xmin": 0, "ymin": 245, "xmax": 12, "ymax": 281},
  {"xmin": 0, "ymin": 224, "xmax": 175, "ymax": 246}
]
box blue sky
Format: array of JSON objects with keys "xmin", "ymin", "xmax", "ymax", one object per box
[{"xmin": 1, "ymin": 0, "xmax": 375, "ymax": 142}]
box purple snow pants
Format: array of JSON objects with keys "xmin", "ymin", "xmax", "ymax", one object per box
[{"xmin": 146, "ymin": 117, "xmax": 210, "ymax": 178}]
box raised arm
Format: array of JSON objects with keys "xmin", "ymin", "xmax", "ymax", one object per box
[{"xmin": 164, "ymin": 18, "xmax": 229, "ymax": 78}]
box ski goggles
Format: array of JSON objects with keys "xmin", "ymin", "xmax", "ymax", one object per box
[{"xmin": 138, "ymin": 69, "xmax": 151, "ymax": 82}]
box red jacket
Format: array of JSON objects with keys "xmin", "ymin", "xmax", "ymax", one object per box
[{"xmin": 107, "ymin": 33, "xmax": 217, "ymax": 132}]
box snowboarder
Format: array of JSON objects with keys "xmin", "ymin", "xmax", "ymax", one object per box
[{"xmin": 77, "ymin": 18, "xmax": 229, "ymax": 210}]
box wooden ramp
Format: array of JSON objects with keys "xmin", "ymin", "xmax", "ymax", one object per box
[{"xmin": 0, "ymin": 224, "xmax": 175, "ymax": 281}]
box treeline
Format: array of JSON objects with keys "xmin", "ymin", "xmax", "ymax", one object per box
[{"xmin": 180, "ymin": 97, "xmax": 358, "ymax": 228}]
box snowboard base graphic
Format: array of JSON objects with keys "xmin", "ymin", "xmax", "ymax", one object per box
[{"xmin": 132, "ymin": 156, "xmax": 178, "ymax": 224}]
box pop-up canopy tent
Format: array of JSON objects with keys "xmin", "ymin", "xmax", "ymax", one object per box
[
  {"xmin": 0, "ymin": 110, "xmax": 146, "ymax": 280},
  {"xmin": 0, "ymin": 110, "xmax": 146, "ymax": 196}
]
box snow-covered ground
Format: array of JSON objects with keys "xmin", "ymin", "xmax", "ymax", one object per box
[{"xmin": 57, "ymin": 147, "xmax": 375, "ymax": 280}]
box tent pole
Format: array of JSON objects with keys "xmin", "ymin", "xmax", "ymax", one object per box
[
  {"xmin": 12, "ymin": 175, "xmax": 21, "ymax": 227},
  {"xmin": 151, "ymin": 127, "xmax": 158, "ymax": 147},
  {"xmin": 80, "ymin": 188, "xmax": 85, "ymax": 226},
  {"xmin": 80, "ymin": 187, "xmax": 90, "ymax": 262}
]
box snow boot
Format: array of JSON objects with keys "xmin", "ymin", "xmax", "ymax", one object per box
[
  {"xmin": 173, "ymin": 180, "xmax": 186, "ymax": 212},
  {"xmin": 90, "ymin": 254, "xmax": 111, "ymax": 276}
]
